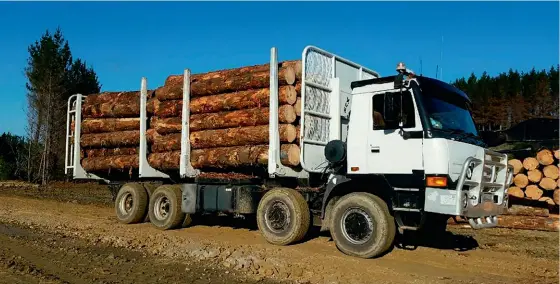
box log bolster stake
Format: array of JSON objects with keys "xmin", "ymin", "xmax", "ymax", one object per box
[
  {"xmin": 180, "ymin": 69, "xmax": 199, "ymax": 178},
  {"xmin": 139, "ymin": 77, "xmax": 169, "ymax": 178}
]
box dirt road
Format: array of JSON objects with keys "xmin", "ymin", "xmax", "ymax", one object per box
[{"xmin": 0, "ymin": 183, "xmax": 557, "ymax": 284}]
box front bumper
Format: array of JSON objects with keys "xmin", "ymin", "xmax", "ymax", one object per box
[{"xmin": 424, "ymin": 150, "xmax": 514, "ymax": 229}]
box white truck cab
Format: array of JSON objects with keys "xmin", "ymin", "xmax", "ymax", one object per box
[{"xmin": 343, "ymin": 64, "xmax": 513, "ymax": 230}]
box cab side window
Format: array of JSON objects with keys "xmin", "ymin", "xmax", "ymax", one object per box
[{"xmin": 372, "ymin": 91, "xmax": 416, "ymax": 130}]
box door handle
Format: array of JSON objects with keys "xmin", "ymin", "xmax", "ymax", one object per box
[{"xmin": 370, "ymin": 146, "xmax": 380, "ymax": 153}]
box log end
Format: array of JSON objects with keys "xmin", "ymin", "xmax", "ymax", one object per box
[
  {"xmin": 537, "ymin": 149, "xmax": 554, "ymax": 166},
  {"xmin": 513, "ymin": 173, "xmax": 529, "ymax": 188},
  {"xmin": 295, "ymin": 97, "xmax": 302, "ymax": 117},
  {"xmin": 280, "ymin": 144, "xmax": 300, "ymax": 166},
  {"xmin": 523, "ymin": 157, "xmax": 539, "ymax": 171},
  {"xmin": 524, "ymin": 185, "xmax": 543, "ymax": 200},
  {"xmin": 508, "ymin": 159, "xmax": 523, "ymax": 175},
  {"xmin": 539, "ymin": 177, "xmax": 558, "ymax": 191},
  {"xmin": 279, "ymin": 104, "xmax": 297, "ymax": 124},
  {"xmin": 507, "ymin": 186, "xmax": 524, "ymax": 199},
  {"xmin": 283, "ymin": 66, "xmax": 296, "ymax": 85}
]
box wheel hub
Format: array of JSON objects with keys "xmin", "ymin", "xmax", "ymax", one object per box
[
  {"xmin": 119, "ymin": 193, "xmax": 134, "ymax": 214},
  {"xmin": 341, "ymin": 207, "xmax": 374, "ymax": 245},
  {"xmin": 153, "ymin": 196, "xmax": 171, "ymax": 221},
  {"xmin": 265, "ymin": 200, "xmax": 290, "ymax": 233}
]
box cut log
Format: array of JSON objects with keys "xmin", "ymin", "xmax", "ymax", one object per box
[
  {"xmin": 295, "ymin": 97, "xmax": 301, "ymax": 116},
  {"xmin": 522, "ymin": 157, "xmax": 539, "ymax": 171},
  {"xmin": 496, "ymin": 215, "xmax": 559, "ymax": 232},
  {"xmin": 554, "ymin": 149, "xmax": 560, "ymax": 160},
  {"xmin": 527, "ymin": 169, "xmax": 543, "ymax": 183},
  {"xmin": 524, "ymin": 185, "xmax": 543, "ymax": 200},
  {"xmin": 148, "ymin": 86, "xmax": 297, "ymax": 117},
  {"xmin": 538, "ymin": 197, "xmax": 556, "ymax": 206},
  {"xmin": 148, "ymin": 144, "xmax": 301, "ymax": 170},
  {"xmin": 82, "ymin": 100, "xmax": 140, "ymax": 118},
  {"xmin": 83, "ymin": 90, "xmax": 153, "ymax": 105},
  {"xmin": 151, "ymin": 124, "xmax": 297, "ymax": 151},
  {"xmin": 84, "ymin": 147, "xmax": 138, "ymax": 158},
  {"xmin": 150, "ymin": 105, "xmax": 297, "ymax": 133},
  {"xmin": 513, "ymin": 174, "xmax": 529, "ymax": 188},
  {"xmin": 296, "ymin": 125, "xmax": 301, "ymax": 145},
  {"xmin": 505, "ymin": 204, "xmax": 549, "ymax": 217},
  {"xmin": 156, "ymin": 67, "xmax": 296, "ymax": 100},
  {"xmin": 81, "ymin": 131, "xmax": 140, "ymax": 148},
  {"xmin": 507, "ymin": 186, "xmax": 525, "ymax": 199},
  {"xmin": 536, "ymin": 149, "xmax": 554, "ymax": 166},
  {"xmin": 80, "ymin": 118, "xmax": 140, "ymax": 134},
  {"xmin": 554, "ymin": 189, "xmax": 559, "ymax": 205},
  {"xmin": 543, "ymin": 165, "xmax": 559, "ymax": 179},
  {"xmin": 508, "ymin": 159, "xmax": 523, "ymax": 175},
  {"xmin": 163, "ymin": 60, "xmax": 301, "ymax": 86},
  {"xmin": 539, "ymin": 177, "xmax": 557, "ymax": 191},
  {"xmin": 81, "ymin": 155, "xmax": 139, "ymax": 171}
]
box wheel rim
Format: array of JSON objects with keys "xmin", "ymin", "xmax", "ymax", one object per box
[
  {"xmin": 118, "ymin": 192, "xmax": 134, "ymax": 215},
  {"xmin": 341, "ymin": 207, "xmax": 374, "ymax": 245},
  {"xmin": 264, "ymin": 200, "xmax": 291, "ymax": 233},
  {"xmin": 153, "ymin": 195, "xmax": 171, "ymax": 221}
]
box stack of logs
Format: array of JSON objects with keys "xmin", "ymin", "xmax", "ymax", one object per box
[
  {"xmin": 78, "ymin": 91, "xmax": 150, "ymax": 172},
  {"xmin": 77, "ymin": 60, "xmax": 305, "ymax": 174},
  {"xmin": 507, "ymin": 148, "xmax": 560, "ymax": 207}
]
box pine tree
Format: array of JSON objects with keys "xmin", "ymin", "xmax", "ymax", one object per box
[{"xmin": 24, "ymin": 27, "xmax": 101, "ymax": 184}]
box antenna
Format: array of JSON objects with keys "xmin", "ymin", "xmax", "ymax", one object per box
[
  {"xmin": 440, "ymin": 35, "xmax": 444, "ymax": 81},
  {"xmin": 435, "ymin": 64, "xmax": 439, "ymax": 79},
  {"xmin": 420, "ymin": 57, "xmax": 423, "ymax": 76}
]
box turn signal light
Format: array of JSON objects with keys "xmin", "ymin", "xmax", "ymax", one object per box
[{"xmin": 426, "ymin": 176, "xmax": 448, "ymax": 187}]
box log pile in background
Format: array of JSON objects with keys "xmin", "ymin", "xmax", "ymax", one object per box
[
  {"xmin": 508, "ymin": 148, "xmax": 560, "ymax": 208},
  {"xmin": 146, "ymin": 60, "xmax": 304, "ymax": 172},
  {"xmin": 78, "ymin": 91, "xmax": 150, "ymax": 173}
]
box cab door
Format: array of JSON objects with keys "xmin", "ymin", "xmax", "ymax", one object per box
[{"xmin": 367, "ymin": 90, "xmax": 424, "ymax": 175}]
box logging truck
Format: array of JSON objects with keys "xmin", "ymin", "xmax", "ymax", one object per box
[{"xmin": 65, "ymin": 46, "xmax": 514, "ymax": 258}]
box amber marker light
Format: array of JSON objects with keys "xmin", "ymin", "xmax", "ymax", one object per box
[{"xmin": 426, "ymin": 176, "xmax": 448, "ymax": 187}]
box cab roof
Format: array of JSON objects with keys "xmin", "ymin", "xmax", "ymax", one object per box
[{"xmin": 350, "ymin": 75, "xmax": 471, "ymax": 103}]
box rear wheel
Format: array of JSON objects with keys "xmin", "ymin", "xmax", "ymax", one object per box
[
  {"xmin": 148, "ymin": 185, "xmax": 186, "ymax": 230},
  {"xmin": 115, "ymin": 183, "xmax": 148, "ymax": 224},
  {"xmin": 256, "ymin": 188, "xmax": 310, "ymax": 246},
  {"xmin": 330, "ymin": 192, "xmax": 396, "ymax": 258}
]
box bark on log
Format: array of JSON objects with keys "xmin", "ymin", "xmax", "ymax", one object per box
[
  {"xmin": 84, "ymin": 147, "xmax": 138, "ymax": 158},
  {"xmin": 523, "ymin": 157, "xmax": 539, "ymax": 171},
  {"xmin": 296, "ymin": 125, "xmax": 301, "ymax": 145},
  {"xmin": 538, "ymin": 197, "xmax": 556, "ymax": 206},
  {"xmin": 81, "ymin": 155, "xmax": 139, "ymax": 171},
  {"xmin": 537, "ymin": 149, "xmax": 554, "ymax": 166},
  {"xmin": 156, "ymin": 67, "xmax": 296, "ymax": 100},
  {"xmin": 513, "ymin": 174, "xmax": 529, "ymax": 188},
  {"xmin": 151, "ymin": 124, "xmax": 297, "ymax": 151},
  {"xmin": 82, "ymin": 100, "xmax": 140, "ymax": 118},
  {"xmin": 148, "ymin": 143, "xmax": 301, "ymax": 170},
  {"xmin": 527, "ymin": 169, "xmax": 543, "ymax": 183},
  {"xmin": 151, "ymin": 105, "xmax": 297, "ymax": 134},
  {"xmin": 507, "ymin": 186, "xmax": 525, "ymax": 199},
  {"xmin": 164, "ymin": 60, "xmax": 301, "ymax": 86},
  {"xmin": 294, "ymin": 82, "xmax": 301, "ymax": 96},
  {"xmin": 508, "ymin": 159, "xmax": 523, "ymax": 175},
  {"xmin": 524, "ymin": 185, "xmax": 543, "ymax": 200},
  {"xmin": 496, "ymin": 215, "xmax": 559, "ymax": 232},
  {"xmin": 80, "ymin": 118, "xmax": 140, "ymax": 134},
  {"xmin": 505, "ymin": 204, "xmax": 549, "ymax": 217},
  {"xmin": 543, "ymin": 165, "xmax": 559, "ymax": 180},
  {"xmin": 539, "ymin": 177, "xmax": 557, "ymax": 191},
  {"xmin": 554, "ymin": 189, "xmax": 559, "ymax": 205},
  {"xmin": 83, "ymin": 90, "xmax": 153, "ymax": 105},
  {"xmin": 81, "ymin": 131, "xmax": 140, "ymax": 148},
  {"xmin": 148, "ymin": 86, "xmax": 297, "ymax": 117},
  {"xmin": 295, "ymin": 97, "xmax": 301, "ymax": 117}
]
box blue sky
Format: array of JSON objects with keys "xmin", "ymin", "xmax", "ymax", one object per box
[{"xmin": 0, "ymin": 1, "xmax": 558, "ymax": 136}]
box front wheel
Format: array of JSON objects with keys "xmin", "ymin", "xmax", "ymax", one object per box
[
  {"xmin": 256, "ymin": 188, "xmax": 310, "ymax": 246},
  {"xmin": 329, "ymin": 192, "xmax": 396, "ymax": 258}
]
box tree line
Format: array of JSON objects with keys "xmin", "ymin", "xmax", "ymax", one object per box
[{"xmin": 451, "ymin": 66, "xmax": 559, "ymax": 131}]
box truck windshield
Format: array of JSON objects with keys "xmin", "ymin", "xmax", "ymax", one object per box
[{"xmin": 416, "ymin": 79, "xmax": 478, "ymax": 136}]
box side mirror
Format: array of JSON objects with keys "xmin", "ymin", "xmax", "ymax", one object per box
[{"xmin": 383, "ymin": 93, "xmax": 399, "ymax": 124}]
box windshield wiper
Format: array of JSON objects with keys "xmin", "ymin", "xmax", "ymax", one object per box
[{"xmin": 439, "ymin": 128, "xmax": 483, "ymax": 141}]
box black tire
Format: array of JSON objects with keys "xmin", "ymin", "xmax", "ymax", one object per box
[
  {"xmin": 256, "ymin": 188, "xmax": 310, "ymax": 246},
  {"xmin": 329, "ymin": 192, "xmax": 396, "ymax": 258},
  {"xmin": 115, "ymin": 183, "xmax": 149, "ymax": 224},
  {"xmin": 148, "ymin": 185, "xmax": 186, "ymax": 230}
]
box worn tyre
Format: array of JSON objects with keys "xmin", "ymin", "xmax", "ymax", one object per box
[
  {"xmin": 330, "ymin": 192, "xmax": 396, "ymax": 258},
  {"xmin": 257, "ymin": 188, "xmax": 310, "ymax": 246},
  {"xmin": 115, "ymin": 183, "xmax": 149, "ymax": 224},
  {"xmin": 148, "ymin": 185, "xmax": 186, "ymax": 230}
]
